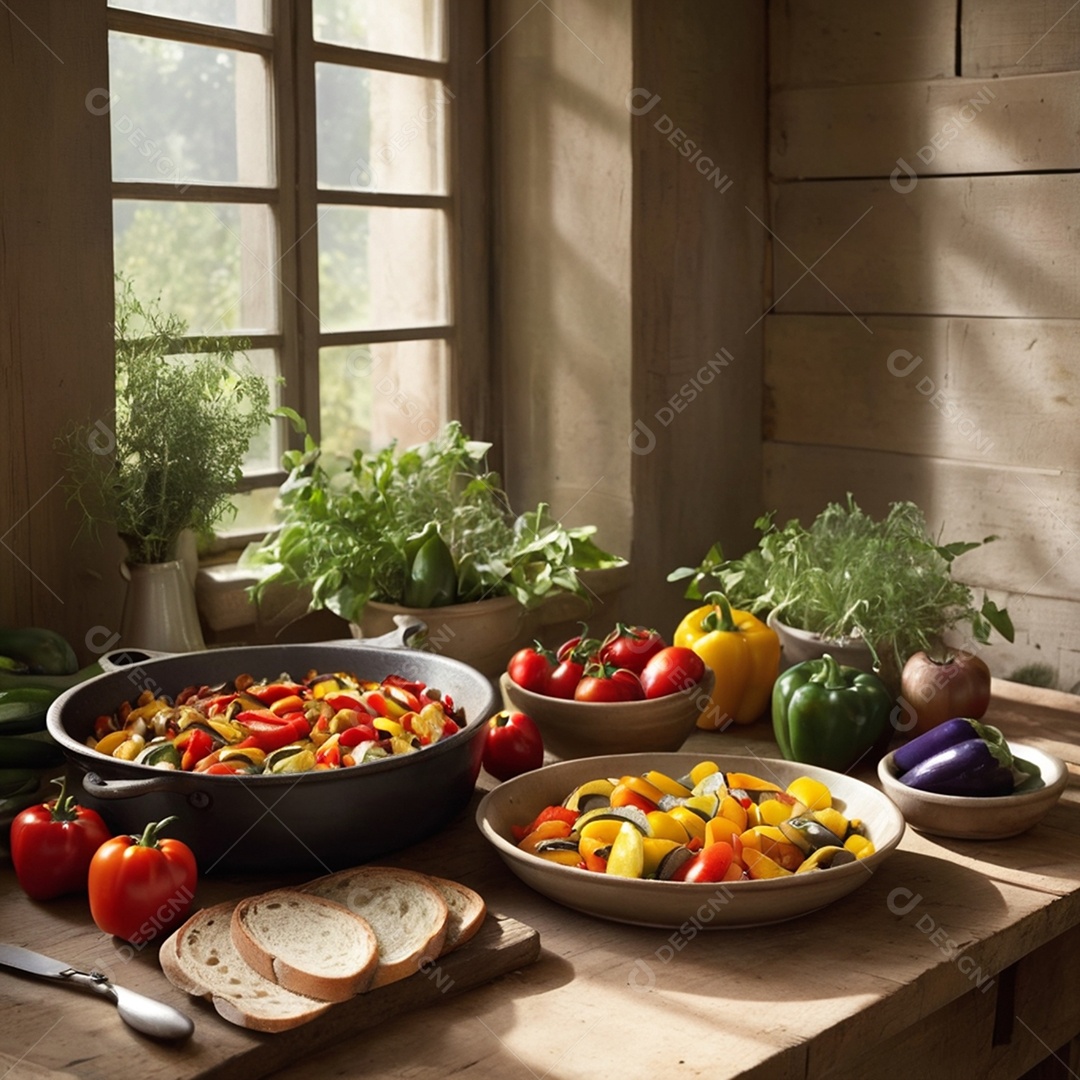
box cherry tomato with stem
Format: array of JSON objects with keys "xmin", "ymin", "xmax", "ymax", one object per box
[
  {"xmin": 574, "ymin": 664, "xmax": 644, "ymax": 703},
  {"xmin": 506, "ymin": 645, "xmax": 555, "ymax": 694},
  {"xmin": 599, "ymin": 624, "xmax": 667, "ymax": 675}
]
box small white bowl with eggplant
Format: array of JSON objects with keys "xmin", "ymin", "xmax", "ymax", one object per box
[{"xmin": 877, "ymin": 718, "xmax": 1068, "ymax": 840}]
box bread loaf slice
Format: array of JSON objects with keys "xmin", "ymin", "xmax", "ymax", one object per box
[
  {"xmin": 301, "ymin": 866, "xmax": 448, "ymax": 988},
  {"xmin": 159, "ymin": 902, "xmax": 332, "ymax": 1033},
  {"xmin": 427, "ymin": 876, "xmax": 486, "ymax": 953},
  {"xmin": 230, "ymin": 889, "xmax": 379, "ymax": 1002}
]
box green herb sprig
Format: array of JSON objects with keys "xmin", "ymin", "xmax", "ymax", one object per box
[
  {"xmin": 59, "ymin": 276, "xmax": 273, "ymax": 564},
  {"xmin": 240, "ymin": 420, "xmax": 624, "ymax": 622},
  {"xmin": 669, "ymin": 495, "xmax": 1014, "ymax": 678}
]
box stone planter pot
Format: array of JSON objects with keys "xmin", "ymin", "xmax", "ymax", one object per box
[
  {"xmin": 351, "ymin": 595, "xmax": 534, "ymax": 678},
  {"xmin": 767, "ymin": 611, "xmax": 874, "ymax": 673}
]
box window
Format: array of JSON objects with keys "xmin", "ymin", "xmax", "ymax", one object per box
[{"xmin": 105, "ymin": 0, "xmax": 488, "ymax": 539}]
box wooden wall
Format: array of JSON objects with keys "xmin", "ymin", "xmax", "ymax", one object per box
[{"xmin": 766, "ymin": 0, "xmax": 1080, "ymax": 688}]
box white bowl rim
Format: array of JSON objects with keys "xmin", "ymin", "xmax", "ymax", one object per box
[
  {"xmin": 877, "ymin": 740, "xmax": 1068, "ymax": 808},
  {"xmin": 477, "ymin": 751, "xmax": 906, "ymax": 895}
]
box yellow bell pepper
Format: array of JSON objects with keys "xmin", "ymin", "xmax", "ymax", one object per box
[{"xmin": 674, "ymin": 593, "xmax": 780, "ymax": 728}]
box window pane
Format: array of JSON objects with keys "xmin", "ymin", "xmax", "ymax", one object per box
[
  {"xmin": 319, "ymin": 340, "xmax": 448, "ymax": 456},
  {"xmin": 108, "ymin": 0, "xmax": 270, "ymax": 33},
  {"xmin": 313, "ymin": 0, "xmax": 446, "ymax": 60},
  {"xmin": 316, "ymin": 64, "xmax": 448, "ymax": 193},
  {"xmin": 237, "ymin": 349, "xmax": 281, "ymax": 473},
  {"xmin": 109, "ymin": 33, "xmax": 272, "ymax": 186},
  {"xmin": 317, "ymin": 206, "xmax": 449, "ymax": 332},
  {"xmin": 114, "ymin": 201, "xmax": 279, "ymax": 333}
]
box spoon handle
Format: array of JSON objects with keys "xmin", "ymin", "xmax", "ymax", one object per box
[{"xmin": 68, "ymin": 971, "xmax": 194, "ymax": 1040}]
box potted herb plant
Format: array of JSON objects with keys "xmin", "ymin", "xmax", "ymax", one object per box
[
  {"xmin": 669, "ymin": 495, "xmax": 1014, "ymax": 693},
  {"xmin": 240, "ymin": 420, "xmax": 625, "ymax": 674},
  {"xmin": 59, "ymin": 276, "xmax": 273, "ymax": 652}
]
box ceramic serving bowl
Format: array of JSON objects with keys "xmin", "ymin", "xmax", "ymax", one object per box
[
  {"xmin": 477, "ymin": 751, "xmax": 905, "ymax": 928},
  {"xmin": 498, "ymin": 668, "xmax": 716, "ymax": 759},
  {"xmin": 877, "ymin": 741, "xmax": 1068, "ymax": 840}
]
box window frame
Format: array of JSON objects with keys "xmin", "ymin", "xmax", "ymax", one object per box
[{"xmin": 106, "ymin": 0, "xmax": 491, "ymax": 515}]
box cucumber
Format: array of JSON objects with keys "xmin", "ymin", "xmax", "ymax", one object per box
[
  {"xmin": 0, "ymin": 689, "xmax": 57, "ymax": 734},
  {"xmin": 0, "ymin": 734, "xmax": 65, "ymax": 769},
  {"xmin": 0, "ymin": 661, "xmax": 103, "ymax": 694},
  {"xmin": 0, "ymin": 628, "xmax": 78, "ymax": 675},
  {"xmin": 0, "ymin": 768, "xmax": 41, "ymax": 799}
]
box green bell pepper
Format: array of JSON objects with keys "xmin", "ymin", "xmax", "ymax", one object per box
[
  {"xmin": 402, "ymin": 523, "xmax": 458, "ymax": 608},
  {"xmin": 772, "ymin": 653, "xmax": 893, "ymax": 772}
]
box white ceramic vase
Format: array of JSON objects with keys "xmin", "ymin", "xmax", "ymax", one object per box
[{"xmin": 119, "ymin": 558, "xmax": 206, "ymax": 654}]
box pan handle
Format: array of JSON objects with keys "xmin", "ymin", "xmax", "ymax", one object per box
[
  {"xmin": 82, "ymin": 771, "xmax": 213, "ymax": 809},
  {"xmin": 332, "ymin": 615, "xmax": 428, "ymax": 651},
  {"xmin": 99, "ymin": 648, "xmax": 173, "ymax": 674}
]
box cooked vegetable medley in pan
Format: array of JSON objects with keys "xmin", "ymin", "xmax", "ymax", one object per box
[{"xmin": 86, "ymin": 671, "xmax": 463, "ymax": 775}]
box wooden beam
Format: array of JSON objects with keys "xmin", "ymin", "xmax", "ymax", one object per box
[
  {"xmin": 772, "ymin": 72, "xmax": 1080, "ymax": 180},
  {"xmin": 631, "ymin": 0, "xmax": 767, "ymax": 635},
  {"xmin": 962, "ymin": 0, "xmax": 1080, "ymax": 78},
  {"xmin": 769, "ymin": 0, "xmax": 958, "ymax": 90},
  {"xmin": 764, "ymin": 314, "xmax": 1080, "ymax": 472},
  {"xmin": 771, "ymin": 175, "xmax": 1080, "ymax": 318},
  {"xmin": 1, "ymin": 0, "xmax": 124, "ymax": 657}
]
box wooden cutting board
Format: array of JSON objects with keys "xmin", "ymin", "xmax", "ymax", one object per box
[{"xmin": 0, "ymin": 866, "xmax": 540, "ymax": 1080}]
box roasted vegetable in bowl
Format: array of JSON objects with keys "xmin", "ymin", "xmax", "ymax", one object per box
[
  {"xmin": 510, "ymin": 761, "xmax": 876, "ymax": 882},
  {"xmin": 85, "ymin": 670, "xmax": 463, "ymax": 776}
]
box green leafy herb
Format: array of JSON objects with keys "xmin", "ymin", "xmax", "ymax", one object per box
[
  {"xmin": 59, "ymin": 276, "xmax": 274, "ymax": 564},
  {"xmin": 669, "ymin": 494, "xmax": 1013, "ymax": 679},
  {"xmin": 240, "ymin": 420, "xmax": 624, "ymax": 622}
]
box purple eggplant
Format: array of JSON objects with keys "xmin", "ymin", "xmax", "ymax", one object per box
[
  {"xmin": 897, "ymin": 737, "xmax": 1015, "ymax": 797},
  {"xmin": 893, "ymin": 717, "xmax": 1007, "ymax": 775}
]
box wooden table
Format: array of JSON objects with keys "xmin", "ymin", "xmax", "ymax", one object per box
[{"xmin": 3, "ymin": 679, "xmax": 1079, "ymax": 1079}]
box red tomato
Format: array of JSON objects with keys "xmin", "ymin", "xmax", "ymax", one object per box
[
  {"xmin": 556, "ymin": 631, "xmax": 601, "ymax": 663},
  {"xmin": 506, "ymin": 646, "xmax": 555, "ymax": 694},
  {"xmin": 10, "ymin": 778, "xmax": 111, "ymax": 900},
  {"xmin": 672, "ymin": 842, "xmax": 734, "ymax": 883},
  {"xmin": 574, "ymin": 667, "xmax": 643, "ymax": 703},
  {"xmin": 88, "ymin": 817, "xmax": 198, "ymax": 945},
  {"xmin": 599, "ymin": 624, "xmax": 667, "ymax": 674},
  {"xmin": 640, "ymin": 646, "xmax": 707, "ymax": 699},
  {"xmin": 483, "ymin": 711, "xmax": 544, "ymax": 781},
  {"xmin": 547, "ymin": 658, "xmax": 585, "ymax": 699}
]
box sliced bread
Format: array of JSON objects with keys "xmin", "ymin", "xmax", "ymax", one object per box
[
  {"xmin": 230, "ymin": 889, "xmax": 379, "ymax": 1002},
  {"xmin": 159, "ymin": 902, "xmax": 332, "ymax": 1033},
  {"xmin": 301, "ymin": 866, "xmax": 448, "ymax": 988},
  {"xmin": 427, "ymin": 876, "xmax": 486, "ymax": 953}
]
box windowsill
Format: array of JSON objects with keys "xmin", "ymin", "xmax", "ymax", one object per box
[{"xmin": 195, "ymin": 559, "xmax": 633, "ymax": 644}]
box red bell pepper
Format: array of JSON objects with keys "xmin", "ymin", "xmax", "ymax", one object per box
[
  {"xmin": 237, "ymin": 715, "xmax": 311, "ymax": 753},
  {"xmin": 88, "ymin": 817, "xmax": 197, "ymax": 945},
  {"xmin": 10, "ymin": 777, "xmax": 112, "ymax": 899},
  {"xmin": 179, "ymin": 728, "xmax": 215, "ymax": 771}
]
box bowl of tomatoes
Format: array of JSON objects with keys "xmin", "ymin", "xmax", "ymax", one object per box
[{"xmin": 500, "ymin": 626, "xmax": 715, "ymax": 759}]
